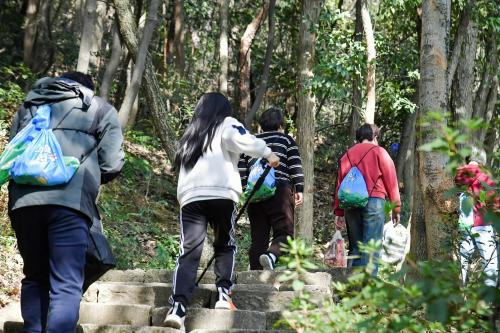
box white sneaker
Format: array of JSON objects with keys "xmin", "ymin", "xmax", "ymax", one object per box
[
  {"xmin": 259, "ymin": 253, "xmax": 276, "ymax": 271},
  {"xmin": 214, "ymin": 287, "xmax": 237, "ymax": 310},
  {"xmin": 163, "ymin": 301, "xmax": 186, "ymax": 332}
]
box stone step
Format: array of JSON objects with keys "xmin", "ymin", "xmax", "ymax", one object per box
[
  {"xmin": 210, "ymin": 290, "xmax": 329, "ymax": 312},
  {"xmin": 84, "ymin": 282, "xmax": 328, "ymax": 308},
  {"xmin": 3, "ymin": 322, "xmax": 179, "ymax": 333},
  {"xmin": 152, "ymin": 308, "xmax": 267, "ymax": 331},
  {"xmin": 4, "ymin": 322, "xmax": 294, "ymax": 333},
  {"xmin": 85, "ymin": 282, "xmax": 211, "ymax": 307},
  {"xmin": 190, "ymin": 330, "xmax": 295, "ymax": 333},
  {"xmin": 79, "ymin": 303, "xmax": 151, "ymax": 326},
  {"xmin": 99, "ymin": 270, "xmax": 218, "ymax": 285},
  {"xmin": 99, "ymin": 269, "xmax": 338, "ymax": 290}
]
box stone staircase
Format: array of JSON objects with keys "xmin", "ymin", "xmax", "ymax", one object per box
[{"xmin": 1, "ymin": 268, "xmax": 350, "ymax": 333}]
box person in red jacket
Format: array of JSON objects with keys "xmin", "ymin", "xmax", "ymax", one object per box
[
  {"xmin": 334, "ymin": 124, "xmax": 400, "ymax": 273},
  {"xmin": 455, "ymin": 147, "xmax": 498, "ymax": 287}
]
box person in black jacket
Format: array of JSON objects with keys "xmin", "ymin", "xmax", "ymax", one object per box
[
  {"xmin": 8, "ymin": 72, "xmax": 124, "ymax": 333},
  {"xmin": 239, "ymin": 108, "xmax": 304, "ymax": 270}
]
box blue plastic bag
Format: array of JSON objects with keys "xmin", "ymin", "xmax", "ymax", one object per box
[
  {"xmin": 0, "ymin": 120, "xmax": 39, "ymax": 185},
  {"xmin": 338, "ymin": 166, "xmax": 369, "ymax": 209},
  {"xmin": 244, "ymin": 158, "xmax": 276, "ymax": 203},
  {"xmin": 10, "ymin": 105, "xmax": 80, "ymax": 186}
]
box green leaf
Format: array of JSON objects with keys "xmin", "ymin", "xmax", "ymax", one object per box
[
  {"xmin": 292, "ymin": 279, "xmax": 305, "ymax": 292},
  {"xmin": 427, "ymin": 298, "xmax": 448, "ymax": 323}
]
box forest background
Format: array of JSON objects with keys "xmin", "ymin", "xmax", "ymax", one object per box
[{"xmin": 0, "ymin": 0, "xmax": 498, "ymax": 328}]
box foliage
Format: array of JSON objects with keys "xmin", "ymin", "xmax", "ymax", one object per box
[
  {"xmin": 280, "ymin": 238, "xmax": 497, "ymax": 333},
  {"xmin": 98, "ymin": 130, "xmax": 180, "ymax": 270}
]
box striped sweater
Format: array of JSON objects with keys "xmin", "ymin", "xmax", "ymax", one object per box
[{"xmin": 239, "ymin": 131, "xmax": 304, "ymax": 193}]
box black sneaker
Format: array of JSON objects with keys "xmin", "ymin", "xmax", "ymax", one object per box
[
  {"xmin": 259, "ymin": 253, "xmax": 276, "ymax": 270},
  {"xmin": 214, "ymin": 286, "xmax": 237, "ymax": 310},
  {"xmin": 163, "ymin": 301, "xmax": 186, "ymax": 332}
]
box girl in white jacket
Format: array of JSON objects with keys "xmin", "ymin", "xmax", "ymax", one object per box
[{"xmin": 164, "ymin": 92, "xmax": 279, "ymax": 331}]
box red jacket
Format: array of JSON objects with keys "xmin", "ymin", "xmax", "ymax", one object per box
[
  {"xmin": 454, "ymin": 163, "xmax": 498, "ymax": 227},
  {"xmin": 334, "ymin": 143, "xmax": 401, "ymax": 217}
]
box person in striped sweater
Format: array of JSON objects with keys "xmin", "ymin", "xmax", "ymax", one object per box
[{"xmin": 239, "ymin": 108, "xmax": 304, "ymax": 270}]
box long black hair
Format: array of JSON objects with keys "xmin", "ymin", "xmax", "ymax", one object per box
[{"xmin": 174, "ymin": 92, "xmax": 233, "ymax": 171}]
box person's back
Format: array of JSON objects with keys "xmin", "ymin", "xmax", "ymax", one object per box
[
  {"xmin": 455, "ymin": 148, "xmax": 498, "ymax": 287},
  {"xmin": 333, "ymin": 124, "xmax": 400, "ymax": 274},
  {"xmin": 9, "ymin": 74, "xmax": 124, "ymax": 220},
  {"xmin": 8, "ymin": 72, "xmax": 124, "ymax": 333},
  {"xmin": 239, "ymin": 108, "xmax": 304, "ymax": 270},
  {"xmin": 334, "ymin": 142, "xmax": 400, "ymax": 213}
]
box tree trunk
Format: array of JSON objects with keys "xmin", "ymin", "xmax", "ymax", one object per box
[
  {"xmin": 484, "ymin": 106, "xmax": 498, "ymax": 165},
  {"xmin": 245, "ymin": 0, "xmax": 276, "ymax": 128},
  {"xmin": 238, "ymin": 2, "xmax": 269, "ymax": 121},
  {"xmin": 165, "ymin": 0, "xmax": 185, "ymax": 75},
  {"xmin": 473, "ymin": 34, "xmax": 498, "ymax": 130},
  {"xmin": 77, "ymin": 0, "xmax": 98, "ymax": 73},
  {"xmin": 450, "ymin": 16, "xmax": 477, "ymax": 123},
  {"xmin": 89, "ymin": 0, "xmax": 108, "ymax": 72},
  {"xmin": 481, "ymin": 77, "xmax": 498, "ymax": 147},
  {"xmin": 23, "ymin": 0, "xmax": 39, "ymax": 68},
  {"xmin": 350, "ymin": 0, "xmax": 363, "ymax": 141},
  {"xmin": 415, "ymin": 0, "xmax": 453, "ymax": 260},
  {"xmin": 99, "ymin": 24, "xmax": 123, "ymax": 100},
  {"xmin": 118, "ymin": 0, "xmax": 160, "ymax": 130},
  {"xmin": 361, "ymin": 0, "xmax": 376, "ymax": 124},
  {"xmin": 173, "ymin": 0, "xmax": 185, "ymax": 75},
  {"xmin": 447, "ymin": 0, "xmax": 474, "ymax": 95},
  {"xmin": 218, "ymin": 0, "xmax": 229, "ymax": 95},
  {"xmin": 295, "ymin": 0, "xmax": 324, "ymax": 242},
  {"xmin": 113, "ymin": 0, "xmax": 176, "ymax": 162}
]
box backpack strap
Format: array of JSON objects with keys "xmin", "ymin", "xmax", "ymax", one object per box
[{"xmin": 345, "ymin": 145, "xmax": 377, "ymax": 167}]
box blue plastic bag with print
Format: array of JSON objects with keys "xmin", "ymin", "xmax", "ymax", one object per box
[
  {"xmin": 244, "ymin": 158, "xmax": 276, "ymax": 203},
  {"xmin": 338, "ymin": 166, "xmax": 369, "ymax": 209},
  {"xmin": 10, "ymin": 104, "xmax": 80, "ymax": 186},
  {"xmin": 0, "ymin": 119, "xmax": 39, "ymax": 186}
]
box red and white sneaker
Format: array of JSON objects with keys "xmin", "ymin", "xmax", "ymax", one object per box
[{"xmin": 214, "ymin": 287, "xmax": 237, "ymax": 310}]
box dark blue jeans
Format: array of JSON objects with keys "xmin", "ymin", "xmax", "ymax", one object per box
[
  {"xmin": 10, "ymin": 205, "xmax": 90, "ymax": 333},
  {"xmin": 345, "ymin": 197, "xmax": 385, "ymax": 274}
]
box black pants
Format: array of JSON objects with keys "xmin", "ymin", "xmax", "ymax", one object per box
[
  {"xmin": 247, "ymin": 186, "xmax": 294, "ymax": 270},
  {"xmin": 172, "ymin": 199, "xmax": 237, "ymax": 306},
  {"xmin": 9, "ymin": 205, "xmax": 90, "ymax": 333}
]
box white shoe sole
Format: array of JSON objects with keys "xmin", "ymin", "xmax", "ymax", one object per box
[
  {"xmin": 215, "ymin": 300, "xmax": 235, "ymax": 310},
  {"xmin": 163, "ymin": 314, "xmax": 185, "ymax": 332},
  {"xmin": 259, "ymin": 254, "xmax": 274, "ymax": 270}
]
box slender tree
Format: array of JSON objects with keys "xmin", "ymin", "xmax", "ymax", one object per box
[
  {"xmin": 361, "ymin": 0, "xmax": 376, "ymax": 124},
  {"xmin": 245, "ymin": 0, "xmax": 276, "ymax": 128},
  {"xmin": 77, "ymin": 0, "xmax": 98, "ymax": 73},
  {"xmin": 238, "ymin": 2, "xmax": 269, "ymax": 120},
  {"xmin": 350, "ymin": 0, "xmax": 363, "ymax": 140},
  {"xmin": 118, "ymin": 0, "xmax": 160, "ymax": 130},
  {"xmin": 450, "ymin": 4, "xmax": 477, "ymax": 123},
  {"xmin": 100, "ymin": 24, "xmax": 123, "ymax": 100},
  {"xmin": 218, "ymin": 0, "xmax": 229, "ymax": 95},
  {"xmin": 23, "ymin": 0, "xmax": 39, "ymax": 69},
  {"xmin": 296, "ymin": 0, "xmax": 324, "ymax": 241},
  {"xmin": 89, "ymin": 0, "xmax": 109, "ymax": 72},
  {"xmin": 113, "ymin": 0, "xmax": 176, "ymax": 162}
]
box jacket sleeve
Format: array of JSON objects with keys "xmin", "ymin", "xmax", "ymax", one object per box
[
  {"xmin": 9, "ymin": 108, "xmax": 21, "ymax": 140},
  {"xmin": 287, "ymin": 136, "xmax": 304, "ymax": 193},
  {"xmin": 96, "ymin": 105, "xmax": 125, "ymax": 184},
  {"xmin": 221, "ymin": 119, "xmax": 272, "ymax": 158},
  {"xmin": 378, "ymin": 148, "xmax": 401, "ymax": 213}
]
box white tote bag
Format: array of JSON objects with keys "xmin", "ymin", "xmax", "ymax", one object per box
[{"xmin": 381, "ymin": 222, "xmax": 408, "ymax": 264}]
